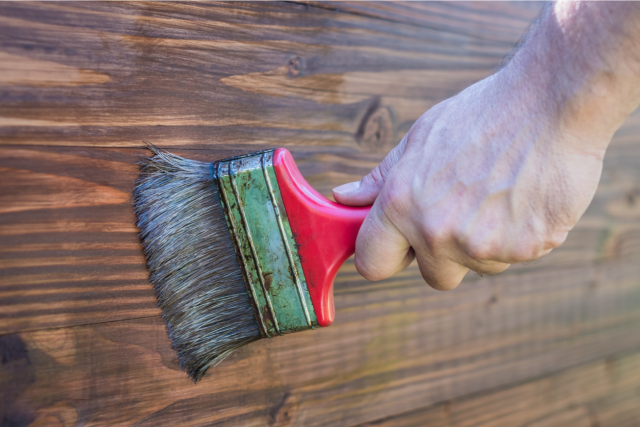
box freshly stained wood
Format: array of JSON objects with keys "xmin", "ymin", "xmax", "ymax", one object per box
[
  {"xmin": 2, "ymin": 117, "xmax": 640, "ymax": 334},
  {"xmin": 3, "ymin": 262, "xmax": 640, "ymax": 427},
  {"xmin": 0, "ymin": 51, "xmax": 111, "ymax": 87},
  {"xmin": 356, "ymin": 351, "xmax": 640, "ymax": 427},
  {"xmin": 1, "ymin": 1, "xmax": 640, "ymax": 426},
  {"xmin": 0, "ymin": 1, "xmax": 531, "ymax": 148},
  {"xmin": 302, "ymin": 1, "xmax": 546, "ymax": 41}
]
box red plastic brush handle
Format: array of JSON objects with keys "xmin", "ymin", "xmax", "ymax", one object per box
[{"xmin": 273, "ymin": 148, "xmax": 371, "ymax": 327}]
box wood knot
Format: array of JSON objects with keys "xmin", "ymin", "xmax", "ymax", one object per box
[
  {"xmin": 356, "ymin": 105, "xmax": 394, "ymax": 152},
  {"xmin": 268, "ymin": 390, "xmax": 296, "ymax": 426},
  {"xmin": 287, "ymin": 56, "xmax": 303, "ymax": 77}
]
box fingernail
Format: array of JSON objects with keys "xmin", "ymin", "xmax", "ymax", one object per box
[{"xmin": 333, "ymin": 181, "xmax": 360, "ymax": 196}]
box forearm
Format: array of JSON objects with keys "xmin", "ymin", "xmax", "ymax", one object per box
[{"xmin": 504, "ymin": 1, "xmax": 640, "ymax": 152}]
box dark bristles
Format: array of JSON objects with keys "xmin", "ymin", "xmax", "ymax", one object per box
[{"xmin": 132, "ymin": 144, "xmax": 261, "ymax": 381}]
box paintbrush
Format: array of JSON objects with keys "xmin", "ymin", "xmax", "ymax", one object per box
[{"xmin": 133, "ymin": 145, "xmax": 370, "ymax": 381}]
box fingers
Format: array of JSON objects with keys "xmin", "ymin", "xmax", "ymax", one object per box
[
  {"xmin": 333, "ymin": 136, "xmax": 408, "ymax": 206},
  {"xmin": 355, "ymin": 201, "xmax": 513, "ymax": 288},
  {"xmin": 354, "ymin": 207, "xmax": 514, "ymax": 288},
  {"xmin": 408, "ymin": 233, "xmax": 506, "ymax": 290},
  {"xmin": 353, "ymin": 203, "xmax": 414, "ymax": 281},
  {"xmin": 453, "ymin": 247, "xmax": 511, "ymax": 276},
  {"xmin": 333, "ymin": 135, "xmax": 413, "ymax": 281},
  {"xmin": 414, "ymin": 252, "xmax": 469, "ymax": 291},
  {"xmin": 334, "ymin": 133, "xmax": 523, "ymax": 289},
  {"xmin": 468, "ymin": 259, "xmax": 511, "ymax": 275}
]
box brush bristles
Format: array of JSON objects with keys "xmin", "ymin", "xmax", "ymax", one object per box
[{"xmin": 132, "ymin": 145, "xmax": 261, "ymax": 381}]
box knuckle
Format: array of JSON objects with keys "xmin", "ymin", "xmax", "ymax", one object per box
[
  {"xmin": 378, "ymin": 178, "xmax": 411, "ymax": 217},
  {"xmin": 424, "ymin": 229, "xmax": 447, "ymax": 249},
  {"xmin": 380, "ymin": 147, "xmax": 403, "ymax": 173},
  {"xmin": 509, "ymin": 241, "xmax": 542, "ymax": 263},
  {"xmin": 363, "ymin": 166, "xmax": 386, "ymax": 191},
  {"xmin": 418, "ymin": 219, "xmax": 451, "ymax": 248},
  {"xmin": 416, "ymin": 255, "xmax": 466, "ymax": 291},
  {"xmin": 546, "ymin": 230, "xmax": 569, "ymax": 250},
  {"xmin": 462, "ymin": 239, "xmax": 497, "ymax": 261},
  {"xmin": 354, "ymin": 256, "xmax": 387, "ymax": 281},
  {"xmin": 510, "ymin": 228, "xmax": 568, "ymax": 263},
  {"xmin": 507, "ymin": 221, "xmax": 570, "ymax": 263}
]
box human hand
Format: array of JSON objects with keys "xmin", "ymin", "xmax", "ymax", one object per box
[
  {"xmin": 333, "ymin": 1, "xmax": 640, "ymax": 290},
  {"xmin": 334, "ymin": 68, "xmax": 607, "ymax": 290}
]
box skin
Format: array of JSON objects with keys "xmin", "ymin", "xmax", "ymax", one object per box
[{"xmin": 333, "ymin": 1, "xmax": 640, "ymax": 291}]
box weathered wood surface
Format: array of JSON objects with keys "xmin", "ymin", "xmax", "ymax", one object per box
[
  {"xmin": 2, "ymin": 1, "xmax": 640, "ymax": 426},
  {"xmin": 4, "ymin": 252, "xmax": 640, "ymax": 426},
  {"xmin": 357, "ymin": 350, "xmax": 640, "ymax": 427},
  {"xmin": 0, "ymin": 1, "xmax": 537, "ymax": 149}
]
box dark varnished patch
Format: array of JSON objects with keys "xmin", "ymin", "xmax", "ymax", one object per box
[{"xmin": 0, "ymin": 335, "xmax": 35, "ymax": 427}]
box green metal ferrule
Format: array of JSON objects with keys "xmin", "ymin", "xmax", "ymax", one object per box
[{"xmin": 214, "ymin": 149, "xmax": 318, "ymax": 338}]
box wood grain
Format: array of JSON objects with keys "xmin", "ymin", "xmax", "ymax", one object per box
[
  {"xmin": 0, "ymin": 1, "xmax": 534, "ymax": 149},
  {"xmin": 356, "ymin": 350, "xmax": 640, "ymax": 427},
  {"xmin": 2, "ymin": 110, "xmax": 640, "ymax": 335},
  {"xmin": 3, "ymin": 258, "xmax": 640, "ymax": 427},
  {"xmin": 0, "ymin": 51, "xmax": 111, "ymax": 87},
  {"xmin": 2, "ymin": 1, "xmax": 640, "ymax": 426},
  {"xmin": 301, "ymin": 1, "xmax": 545, "ymax": 42}
]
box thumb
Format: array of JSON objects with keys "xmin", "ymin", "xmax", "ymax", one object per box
[{"xmin": 333, "ymin": 136, "xmax": 408, "ymax": 206}]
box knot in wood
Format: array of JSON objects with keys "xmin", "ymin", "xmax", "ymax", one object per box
[
  {"xmin": 287, "ymin": 56, "xmax": 303, "ymax": 78},
  {"xmin": 356, "ymin": 106, "xmax": 394, "ymax": 152}
]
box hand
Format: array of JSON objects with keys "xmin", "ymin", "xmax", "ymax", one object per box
[
  {"xmin": 333, "ymin": 1, "xmax": 640, "ymax": 290},
  {"xmin": 333, "ymin": 68, "xmax": 607, "ymax": 290}
]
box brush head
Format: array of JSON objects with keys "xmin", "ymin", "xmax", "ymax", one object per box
[
  {"xmin": 132, "ymin": 145, "xmax": 260, "ymax": 381},
  {"xmin": 133, "ymin": 145, "xmax": 331, "ymax": 381}
]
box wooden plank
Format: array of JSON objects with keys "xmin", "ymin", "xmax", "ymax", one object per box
[
  {"xmin": 2, "ymin": 259, "xmax": 640, "ymax": 426},
  {"xmin": 0, "ymin": 146, "xmax": 154, "ymax": 333},
  {"xmin": 2, "ymin": 132, "xmax": 640, "ymax": 424},
  {"xmin": 0, "ymin": 0, "xmax": 549, "ymax": 334},
  {"xmin": 2, "ymin": 124, "xmax": 640, "ymax": 424},
  {"xmin": 355, "ymin": 350, "xmax": 640, "ymax": 427},
  {"xmin": 0, "ymin": 1, "xmax": 530, "ymax": 149},
  {"xmin": 2, "ymin": 2, "xmax": 640, "ymax": 426},
  {"xmin": 2, "ymin": 107, "xmax": 640, "ymax": 334},
  {"xmin": 300, "ymin": 1, "xmax": 546, "ymax": 42}
]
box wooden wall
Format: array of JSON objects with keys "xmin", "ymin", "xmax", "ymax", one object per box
[{"xmin": 2, "ymin": 2, "xmax": 640, "ymax": 426}]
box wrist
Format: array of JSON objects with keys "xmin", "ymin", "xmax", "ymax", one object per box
[{"xmin": 503, "ymin": 2, "xmax": 640, "ymax": 152}]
